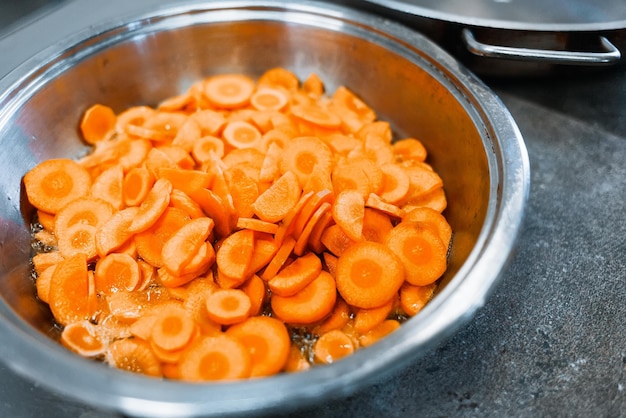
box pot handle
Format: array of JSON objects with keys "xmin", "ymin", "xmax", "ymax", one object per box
[{"xmin": 461, "ymin": 28, "xmax": 621, "ymax": 66}]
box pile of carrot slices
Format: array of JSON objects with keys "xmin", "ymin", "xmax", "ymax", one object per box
[{"xmin": 24, "ymin": 67, "xmax": 451, "ymax": 381}]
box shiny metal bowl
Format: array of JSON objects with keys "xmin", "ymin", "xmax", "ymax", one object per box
[{"xmin": 0, "ymin": 1, "xmax": 529, "ymax": 416}]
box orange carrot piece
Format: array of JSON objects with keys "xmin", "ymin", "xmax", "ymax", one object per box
[
  {"xmin": 128, "ymin": 178, "xmax": 173, "ymax": 233},
  {"xmin": 203, "ymin": 74, "xmax": 255, "ymax": 109},
  {"xmin": 290, "ymin": 104, "xmax": 342, "ymax": 129},
  {"xmin": 161, "ymin": 216, "xmax": 215, "ymax": 276},
  {"xmin": 258, "ymin": 67, "xmax": 299, "ymax": 91},
  {"xmin": 192, "ymin": 135, "xmax": 225, "ymax": 163},
  {"xmin": 157, "ymin": 267, "xmax": 198, "ymax": 289},
  {"xmin": 57, "ymin": 223, "xmax": 98, "ymax": 260},
  {"xmin": 250, "ymin": 87, "xmax": 289, "ymax": 112},
  {"xmin": 35, "ymin": 263, "xmax": 56, "ymax": 304},
  {"xmin": 48, "ymin": 253, "xmax": 92, "ymax": 326},
  {"xmin": 36, "ymin": 210, "xmax": 56, "ymax": 232},
  {"xmin": 274, "ymin": 190, "xmax": 314, "ymax": 246},
  {"xmin": 404, "ymin": 163, "xmax": 444, "ymax": 200},
  {"xmin": 24, "ymin": 159, "xmax": 92, "ymax": 214},
  {"xmin": 251, "ymin": 170, "xmax": 301, "ymax": 223},
  {"xmin": 292, "ymin": 189, "xmax": 333, "ymax": 240},
  {"xmin": 332, "ymin": 189, "xmax": 365, "ymax": 242},
  {"xmin": 362, "ymin": 207, "xmax": 393, "ymax": 244},
  {"xmin": 150, "ymin": 302, "xmax": 197, "ymax": 351},
  {"xmin": 279, "ymin": 136, "xmax": 333, "ymax": 187},
  {"xmin": 365, "ymin": 193, "xmax": 405, "ymax": 219},
  {"xmin": 222, "ymin": 120, "xmax": 263, "ymax": 149},
  {"xmin": 226, "ymin": 166, "xmax": 260, "ymax": 218},
  {"xmin": 335, "ymin": 241, "xmax": 405, "ymax": 309},
  {"xmin": 205, "ymin": 288, "xmax": 252, "ymax": 325},
  {"xmin": 307, "ymin": 209, "xmax": 335, "ymax": 255},
  {"xmin": 215, "ymin": 229, "xmax": 255, "ymax": 282},
  {"xmin": 80, "ymin": 104, "xmax": 117, "ymax": 144},
  {"xmin": 358, "ymin": 319, "xmax": 400, "ymax": 348},
  {"xmin": 169, "ymin": 188, "xmax": 205, "ymax": 219},
  {"xmin": 240, "ymin": 274, "xmax": 267, "ymax": 316},
  {"xmin": 191, "ymin": 188, "xmax": 234, "ymax": 239},
  {"xmin": 123, "ymin": 167, "xmax": 155, "ymax": 207},
  {"xmin": 61, "ymin": 320, "xmax": 107, "ymax": 357},
  {"xmin": 353, "ymin": 296, "xmax": 395, "ymax": 334},
  {"xmin": 179, "ymin": 241, "xmax": 215, "ymax": 277},
  {"xmin": 268, "ymin": 252, "xmax": 322, "ymax": 297},
  {"xmin": 89, "ymin": 164, "xmax": 125, "ymax": 210},
  {"xmin": 403, "ymin": 187, "xmax": 448, "ymax": 213},
  {"xmin": 313, "ymin": 329, "xmax": 355, "ymax": 364},
  {"xmin": 156, "ymin": 167, "xmax": 212, "ymax": 197},
  {"xmin": 178, "ymin": 335, "xmax": 251, "ymax": 381},
  {"xmin": 246, "ymin": 233, "xmax": 279, "ymax": 275},
  {"xmin": 393, "ymin": 137, "xmax": 427, "ymax": 163},
  {"xmin": 95, "ymin": 206, "xmax": 140, "ymax": 257},
  {"xmin": 403, "ymin": 206, "xmax": 452, "ymax": 249},
  {"xmin": 400, "ymin": 282, "xmax": 437, "ymax": 317},
  {"xmin": 271, "ymin": 270, "xmax": 336, "ymax": 324},
  {"xmin": 235, "ymin": 217, "xmax": 278, "ymax": 235},
  {"xmin": 260, "ymin": 236, "xmax": 296, "ymax": 281},
  {"xmin": 312, "ymin": 297, "xmax": 351, "ymax": 336},
  {"xmin": 135, "ymin": 207, "xmax": 191, "ymax": 267},
  {"xmin": 226, "ymin": 316, "xmax": 291, "ymax": 377},
  {"xmin": 94, "ymin": 253, "xmax": 141, "ymax": 294},
  {"xmin": 320, "ymin": 224, "xmax": 356, "ymax": 257},
  {"xmin": 107, "ymin": 338, "xmax": 162, "ymax": 377},
  {"xmin": 385, "ymin": 221, "xmax": 447, "ymax": 286},
  {"xmin": 302, "ymin": 72, "xmax": 324, "ymax": 97},
  {"xmin": 294, "ymin": 201, "xmax": 331, "ymax": 256},
  {"xmin": 322, "ymin": 251, "xmax": 338, "ymax": 278},
  {"xmin": 54, "ymin": 197, "xmax": 114, "ymax": 236},
  {"xmin": 379, "ymin": 163, "xmax": 411, "ymax": 204}
]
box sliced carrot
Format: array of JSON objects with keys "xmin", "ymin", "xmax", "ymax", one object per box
[
  {"xmin": 169, "ymin": 188, "xmax": 205, "ymax": 219},
  {"xmin": 158, "ymin": 91, "xmax": 193, "ymax": 112},
  {"xmin": 215, "ymin": 228, "xmax": 254, "ymax": 282},
  {"xmin": 365, "ymin": 193, "xmax": 405, "ymax": 219},
  {"xmin": 353, "ymin": 296, "xmax": 395, "ymax": 334},
  {"xmin": 246, "ymin": 232, "xmax": 279, "ymax": 275},
  {"xmin": 379, "ymin": 163, "xmax": 411, "ymax": 204},
  {"xmin": 268, "ymin": 252, "xmax": 322, "ymax": 296},
  {"xmin": 307, "ymin": 209, "xmax": 335, "ymax": 255},
  {"xmin": 61, "ymin": 320, "xmax": 107, "ymax": 357},
  {"xmin": 36, "ymin": 210, "xmax": 56, "ymax": 232},
  {"xmin": 385, "ymin": 221, "xmax": 447, "ymax": 286},
  {"xmin": 24, "ymin": 159, "xmax": 92, "ymax": 214},
  {"xmin": 404, "ymin": 163, "xmax": 444, "ymax": 201},
  {"xmin": 271, "ymin": 270, "xmax": 336, "ymax": 324},
  {"xmin": 89, "ymin": 164, "xmax": 125, "ymax": 210},
  {"xmin": 127, "ymin": 178, "xmax": 173, "ymax": 233},
  {"xmin": 182, "ymin": 282, "xmax": 222, "ymax": 336},
  {"xmin": 222, "ymin": 120, "xmax": 263, "ymax": 149},
  {"xmin": 257, "ymin": 67, "xmax": 299, "ymax": 91},
  {"xmin": 393, "ymin": 137, "xmax": 427, "ymax": 163},
  {"xmin": 403, "ymin": 206, "xmax": 452, "ymax": 249},
  {"xmin": 34, "ymin": 229, "xmax": 56, "ymax": 248},
  {"xmin": 106, "ymin": 338, "xmax": 162, "ymax": 377},
  {"xmin": 94, "ymin": 253, "xmax": 141, "ymax": 294},
  {"xmin": 284, "ymin": 344, "xmax": 311, "ymax": 373},
  {"xmin": 204, "ymin": 74, "xmax": 255, "ymax": 109},
  {"xmin": 260, "ymin": 236, "xmax": 296, "ymax": 281},
  {"xmin": 402, "ymin": 187, "xmax": 448, "ymax": 214},
  {"xmin": 335, "ymin": 241, "xmax": 404, "ymax": 309},
  {"xmin": 179, "ymin": 242, "xmax": 215, "ymax": 277},
  {"xmin": 400, "ymin": 282, "xmax": 436, "ymax": 317},
  {"xmin": 221, "ymin": 147, "xmax": 266, "ymax": 170},
  {"xmin": 290, "ymin": 104, "xmax": 341, "ymax": 129},
  {"xmin": 250, "ymin": 87, "xmax": 289, "ymax": 112},
  {"xmin": 362, "ymin": 207, "xmax": 393, "ymax": 244},
  {"xmin": 302, "ymin": 72, "xmax": 324, "ymax": 97},
  {"xmin": 35, "ymin": 263, "xmax": 56, "ymax": 304},
  {"xmin": 123, "ymin": 166, "xmax": 155, "ymax": 207},
  {"xmin": 322, "ymin": 252, "xmax": 338, "ymax": 278},
  {"xmin": 294, "ymin": 201, "xmax": 331, "ymax": 256},
  {"xmin": 331, "ymin": 158, "xmax": 381, "ymax": 199},
  {"xmin": 274, "ymin": 190, "xmax": 314, "ymax": 246},
  {"xmin": 362, "ymin": 134, "xmax": 395, "ymax": 166},
  {"xmin": 205, "ymin": 288, "xmax": 252, "ymax": 325},
  {"xmin": 236, "ymin": 217, "xmax": 278, "ymax": 235},
  {"xmin": 48, "ymin": 253, "xmax": 92, "ymax": 326},
  {"xmin": 57, "ymin": 223, "xmax": 98, "ymax": 260},
  {"xmin": 189, "ymin": 109, "xmax": 227, "ymax": 137},
  {"xmin": 191, "ymin": 188, "xmax": 234, "ymax": 239},
  {"xmin": 332, "ymin": 189, "xmax": 365, "ymax": 242},
  {"xmin": 313, "ymin": 329, "xmax": 354, "ymax": 364},
  {"xmin": 320, "ymin": 224, "xmax": 356, "ymax": 257},
  {"xmin": 155, "ymin": 144, "xmax": 195, "ymax": 169},
  {"xmin": 292, "ymin": 189, "xmax": 333, "ymax": 240},
  {"xmin": 156, "ymin": 167, "xmax": 212, "ymax": 197},
  {"xmin": 178, "ymin": 335, "xmax": 251, "ymax": 381},
  {"xmin": 226, "ymin": 166, "xmax": 260, "ymax": 218},
  {"xmin": 330, "ymin": 85, "xmax": 376, "ymax": 133},
  {"xmin": 135, "ymin": 207, "xmax": 191, "ymax": 267},
  {"xmin": 358, "ymin": 319, "xmax": 400, "ymax": 348},
  {"xmin": 226, "ymin": 316, "xmax": 290, "ymax": 377},
  {"xmin": 95, "ymin": 207, "xmax": 140, "ymax": 257},
  {"xmin": 279, "ymin": 136, "xmax": 333, "ymax": 188},
  {"xmin": 54, "ymin": 197, "xmax": 114, "ymax": 236},
  {"xmin": 356, "ymin": 120, "xmax": 392, "ymax": 143},
  {"xmin": 116, "ymin": 137, "xmax": 152, "ymax": 172},
  {"xmin": 136, "ymin": 258, "xmax": 157, "ymax": 291},
  {"xmin": 312, "ymin": 297, "xmax": 351, "ymax": 335},
  {"xmin": 157, "ymin": 267, "xmax": 198, "ymax": 289},
  {"xmin": 161, "ymin": 216, "xmax": 215, "ymax": 276},
  {"xmin": 240, "ymin": 274, "xmax": 267, "ymax": 316},
  {"xmin": 251, "ymin": 170, "xmax": 301, "ymax": 223},
  {"xmin": 192, "ymin": 135, "xmax": 225, "ymax": 163},
  {"xmin": 258, "ymin": 141, "xmax": 283, "ymax": 183},
  {"xmin": 323, "ymin": 133, "xmax": 363, "ymax": 156},
  {"xmin": 150, "ymin": 302, "xmax": 197, "ymax": 351},
  {"xmin": 80, "ymin": 104, "xmax": 117, "ymax": 144}
]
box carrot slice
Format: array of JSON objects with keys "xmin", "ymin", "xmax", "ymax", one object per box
[
  {"xmin": 358, "ymin": 319, "xmax": 400, "ymax": 348},
  {"xmin": 169, "ymin": 189, "xmax": 205, "ymax": 219},
  {"xmin": 307, "ymin": 209, "xmax": 335, "ymax": 255},
  {"xmin": 279, "ymin": 136, "xmax": 333, "ymax": 188},
  {"xmin": 215, "ymin": 229, "xmax": 255, "ymax": 282},
  {"xmin": 61, "ymin": 320, "xmax": 107, "ymax": 357},
  {"xmin": 361, "ymin": 207, "xmax": 393, "ymax": 245},
  {"xmin": 191, "ymin": 188, "xmax": 234, "ymax": 239},
  {"xmin": 271, "ymin": 270, "xmax": 336, "ymax": 324},
  {"xmin": 385, "ymin": 221, "xmax": 447, "ymax": 286},
  {"xmin": 48, "ymin": 253, "xmax": 92, "ymax": 326},
  {"xmin": 135, "ymin": 207, "xmax": 191, "ymax": 267},
  {"xmin": 365, "ymin": 193, "xmax": 405, "ymax": 219},
  {"xmin": 204, "ymin": 74, "xmax": 255, "ymax": 109},
  {"xmin": 122, "ymin": 167, "xmax": 155, "ymax": 207},
  {"xmin": 403, "ymin": 206, "xmax": 452, "ymax": 249},
  {"xmin": 268, "ymin": 252, "xmax": 322, "ymax": 296},
  {"xmin": 95, "ymin": 207, "xmax": 140, "ymax": 257},
  {"xmin": 284, "ymin": 344, "xmax": 311, "ymax": 373},
  {"xmin": 179, "ymin": 242, "xmax": 215, "ymax": 277},
  {"xmin": 226, "ymin": 166, "xmax": 260, "ymax": 219},
  {"xmin": 292, "ymin": 189, "xmax": 333, "ymax": 240},
  {"xmin": 24, "ymin": 159, "xmax": 92, "ymax": 214},
  {"xmin": 246, "ymin": 232, "xmax": 279, "ymax": 275},
  {"xmin": 161, "ymin": 216, "xmax": 215, "ymax": 276},
  {"xmin": 226, "ymin": 316, "xmax": 290, "ymax": 377},
  {"xmin": 294, "ymin": 201, "xmax": 331, "ymax": 256},
  {"xmin": 57, "ymin": 223, "xmax": 98, "ymax": 260},
  {"xmin": 36, "ymin": 210, "xmax": 56, "ymax": 232},
  {"xmin": 235, "ymin": 217, "xmax": 278, "ymax": 235},
  {"xmin": 320, "ymin": 224, "xmax": 356, "ymax": 257},
  {"xmin": 157, "ymin": 267, "xmax": 198, "ymax": 289},
  {"xmin": 353, "ymin": 296, "xmax": 395, "ymax": 334},
  {"xmin": 80, "ymin": 104, "xmax": 117, "ymax": 144},
  {"xmin": 404, "ymin": 163, "xmax": 444, "ymax": 200},
  {"xmin": 107, "ymin": 338, "xmax": 162, "ymax": 377},
  {"xmin": 302, "ymin": 72, "xmax": 324, "ymax": 97},
  {"xmin": 94, "ymin": 253, "xmax": 141, "ymax": 294},
  {"xmin": 274, "ymin": 190, "xmax": 314, "ymax": 246},
  {"xmin": 379, "ymin": 163, "xmax": 410, "ymax": 204},
  {"xmin": 260, "ymin": 236, "xmax": 296, "ymax": 281},
  {"xmin": 393, "ymin": 137, "xmax": 427, "ymax": 163},
  {"xmin": 335, "ymin": 241, "xmax": 404, "ymax": 309},
  {"xmin": 250, "ymin": 87, "xmax": 289, "ymax": 112},
  {"xmin": 251, "ymin": 170, "xmax": 301, "ymax": 223},
  {"xmin": 312, "ymin": 296, "xmax": 351, "ymax": 335},
  {"xmin": 222, "ymin": 120, "xmax": 263, "ymax": 149},
  {"xmin": 54, "ymin": 197, "xmax": 114, "ymax": 236},
  {"xmin": 178, "ymin": 335, "xmax": 251, "ymax": 381},
  {"xmin": 258, "ymin": 67, "xmax": 299, "ymax": 91},
  {"xmin": 156, "ymin": 167, "xmax": 212, "ymax": 197},
  {"xmin": 332, "ymin": 189, "xmax": 365, "ymax": 242},
  {"xmin": 192, "ymin": 135, "xmax": 225, "ymax": 162},
  {"xmin": 128, "ymin": 178, "xmax": 173, "ymax": 233},
  {"xmin": 150, "ymin": 302, "xmax": 197, "ymax": 351},
  {"xmin": 290, "ymin": 104, "xmax": 341, "ymax": 129},
  {"xmin": 35, "ymin": 263, "xmax": 56, "ymax": 304},
  {"xmin": 403, "ymin": 187, "xmax": 448, "ymax": 213},
  {"xmin": 313, "ymin": 329, "xmax": 354, "ymax": 364},
  {"xmin": 205, "ymin": 288, "xmax": 252, "ymax": 325},
  {"xmin": 400, "ymin": 282, "xmax": 436, "ymax": 317},
  {"xmin": 89, "ymin": 164, "xmax": 125, "ymax": 210},
  {"xmin": 240, "ymin": 274, "xmax": 267, "ymax": 316}
]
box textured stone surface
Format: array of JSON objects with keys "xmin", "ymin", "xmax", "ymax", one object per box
[{"xmin": 1, "ymin": 2, "xmax": 624, "ymax": 417}]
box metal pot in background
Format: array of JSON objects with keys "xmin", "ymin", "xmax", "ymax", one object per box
[
  {"xmin": 0, "ymin": 1, "xmax": 529, "ymax": 416},
  {"xmin": 349, "ymin": 0, "xmax": 626, "ymax": 76}
]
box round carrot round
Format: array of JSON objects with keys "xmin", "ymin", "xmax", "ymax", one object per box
[
  {"xmin": 94, "ymin": 253, "xmax": 141, "ymax": 294},
  {"xmin": 313, "ymin": 329, "xmax": 354, "ymax": 364},
  {"xmin": 61, "ymin": 320, "xmax": 107, "ymax": 357},
  {"xmin": 271, "ymin": 270, "xmax": 336, "ymax": 324},
  {"xmin": 178, "ymin": 335, "xmax": 251, "ymax": 381},
  {"xmin": 205, "ymin": 288, "xmax": 252, "ymax": 325},
  {"xmin": 107, "ymin": 338, "xmax": 162, "ymax": 377},
  {"xmin": 335, "ymin": 241, "xmax": 404, "ymax": 309},
  {"xmin": 80, "ymin": 103, "xmax": 117, "ymax": 144},
  {"xmin": 204, "ymin": 74, "xmax": 255, "ymax": 109},
  {"xmin": 150, "ymin": 303, "xmax": 197, "ymax": 352}
]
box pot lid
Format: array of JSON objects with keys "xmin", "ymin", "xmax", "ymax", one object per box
[{"xmin": 361, "ymin": 0, "xmax": 626, "ymax": 31}]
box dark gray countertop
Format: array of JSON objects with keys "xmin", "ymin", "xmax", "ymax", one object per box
[{"xmin": 1, "ymin": 1, "xmax": 624, "ymax": 417}]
